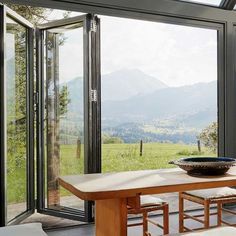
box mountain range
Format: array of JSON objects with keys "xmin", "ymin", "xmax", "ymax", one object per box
[
  {"xmin": 101, "ymin": 69, "xmax": 167, "ymax": 101},
  {"xmin": 102, "ymin": 79, "xmax": 216, "ymax": 128},
  {"xmin": 65, "ymin": 68, "xmax": 168, "ymax": 111},
  {"xmin": 65, "ymin": 69, "xmax": 216, "ymax": 126},
  {"xmin": 63, "ymin": 69, "xmax": 217, "ymax": 143}
]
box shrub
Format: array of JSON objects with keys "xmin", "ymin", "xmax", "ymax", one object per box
[
  {"xmin": 198, "ymin": 122, "xmax": 217, "ymax": 152},
  {"xmin": 103, "ymin": 135, "xmax": 124, "ymax": 144}
]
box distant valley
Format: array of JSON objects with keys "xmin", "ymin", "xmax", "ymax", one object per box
[{"xmin": 62, "ymin": 69, "xmax": 217, "ymax": 144}]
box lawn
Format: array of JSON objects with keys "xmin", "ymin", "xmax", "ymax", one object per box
[
  {"xmin": 7, "ymin": 142, "xmax": 216, "ymax": 204},
  {"xmin": 59, "ymin": 142, "xmax": 215, "ymax": 175},
  {"xmin": 102, "ymin": 142, "xmax": 215, "ymax": 172}
]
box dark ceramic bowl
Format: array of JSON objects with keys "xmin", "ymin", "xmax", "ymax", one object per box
[{"xmin": 169, "ymin": 157, "xmax": 236, "ymax": 176}]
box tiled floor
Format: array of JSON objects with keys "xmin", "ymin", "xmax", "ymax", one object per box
[
  {"xmin": 22, "ymin": 193, "xmax": 201, "ymax": 229},
  {"xmin": 45, "ymin": 208, "xmax": 236, "ymax": 236}
]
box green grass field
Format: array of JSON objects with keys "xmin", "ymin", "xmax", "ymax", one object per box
[
  {"xmin": 7, "ymin": 142, "xmax": 216, "ymax": 204},
  {"xmin": 102, "ymin": 143, "xmax": 215, "ymax": 172},
  {"xmin": 60, "ymin": 142, "xmax": 215, "ymax": 175}
]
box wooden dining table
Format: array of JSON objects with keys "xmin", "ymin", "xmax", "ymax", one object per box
[{"xmin": 59, "ymin": 167, "xmax": 236, "ymax": 236}]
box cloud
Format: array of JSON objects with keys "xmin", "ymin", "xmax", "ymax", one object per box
[
  {"xmin": 52, "ymin": 11, "xmax": 217, "ymax": 87},
  {"xmin": 100, "ymin": 15, "xmax": 217, "ymax": 87},
  {"xmin": 59, "ymin": 28, "xmax": 83, "ymax": 82}
]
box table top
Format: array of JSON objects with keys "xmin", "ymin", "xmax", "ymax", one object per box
[{"xmin": 59, "ymin": 167, "xmax": 236, "ymax": 200}]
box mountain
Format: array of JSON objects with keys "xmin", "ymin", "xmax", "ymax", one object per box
[
  {"xmin": 64, "ymin": 68, "xmax": 167, "ymax": 114},
  {"xmin": 102, "ymin": 81, "xmax": 217, "ymax": 128},
  {"xmin": 101, "ymin": 69, "xmax": 168, "ymax": 101},
  {"xmin": 60, "ymin": 70, "xmax": 217, "ymax": 143},
  {"xmin": 65, "ymin": 76, "xmax": 84, "ymax": 118}
]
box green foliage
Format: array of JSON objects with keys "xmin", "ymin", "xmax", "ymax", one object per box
[
  {"xmin": 102, "ymin": 134, "xmax": 124, "ymax": 144},
  {"xmin": 59, "ymin": 85, "xmax": 71, "ymax": 116},
  {"xmin": 6, "ymin": 17, "xmax": 28, "ymax": 206},
  {"xmin": 198, "ymin": 122, "xmax": 217, "ymax": 152},
  {"xmin": 7, "ymin": 4, "xmax": 52, "ymax": 25},
  {"xmin": 6, "ymin": 5, "xmax": 71, "ymax": 206},
  {"xmin": 7, "ymin": 4, "xmax": 69, "ymax": 45}
]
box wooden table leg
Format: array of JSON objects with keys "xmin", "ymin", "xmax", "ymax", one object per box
[
  {"xmin": 96, "ymin": 198, "xmax": 127, "ymax": 236},
  {"xmin": 204, "ymin": 200, "xmax": 210, "ymax": 229},
  {"xmin": 179, "ymin": 192, "xmax": 184, "ymax": 233},
  {"xmin": 217, "ymin": 202, "xmax": 222, "ymax": 226}
]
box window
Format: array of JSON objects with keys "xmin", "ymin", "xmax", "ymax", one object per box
[{"xmin": 100, "ymin": 15, "xmax": 218, "ymax": 212}]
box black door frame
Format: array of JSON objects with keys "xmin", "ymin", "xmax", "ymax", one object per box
[
  {"xmin": 5, "ymin": 0, "xmax": 234, "ymax": 159},
  {"xmin": 0, "ymin": 0, "xmax": 228, "ymax": 225},
  {"xmin": 36, "ymin": 13, "xmax": 101, "ymax": 222},
  {"xmin": 0, "ymin": 4, "xmax": 35, "ymax": 226}
]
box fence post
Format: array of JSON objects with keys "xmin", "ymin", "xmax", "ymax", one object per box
[
  {"xmin": 140, "ymin": 140, "xmax": 143, "ymax": 156},
  {"xmin": 197, "ymin": 140, "xmax": 201, "ymax": 153},
  {"xmin": 77, "ymin": 138, "xmax": 81, "ymax": 159}
]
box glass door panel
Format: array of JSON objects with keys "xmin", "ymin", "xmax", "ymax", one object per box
[
  {"xmin": 45, "ymin": 26, "xmax": 85, "ymax": 212},
  {"xmin": 6, "ymin": 15, "xmax": 28, "ymax": 222},
  {"xmin": 0, "ymin": 5, "xmax": 100, "ymax": 225},
  {"xmin": 0, "ymin": 5, "xmax": 34, "ymax": 225},
  {"xmin": 37, "ymin": 14, "xmax": 101, "ymax": 221}
]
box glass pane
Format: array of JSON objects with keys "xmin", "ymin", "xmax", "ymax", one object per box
[
  {"xmin": 44, "ymin": 25, "xmax": 84, "ymax": 212},
  {"xmin": 6, "ymin": 16, "xmax": 28, "ymax": 222},
  {"xmin": 178, "ymin": 0, "xmax": 221, "ymax": 6},
  {"xmin": 100, "ymin": 15, "xmax": 218, "ymax": 214}
]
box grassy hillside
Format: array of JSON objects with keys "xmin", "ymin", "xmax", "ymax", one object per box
[{"xmin": 7, "ymin": 143, "xmax": 215, "ymax": 204}]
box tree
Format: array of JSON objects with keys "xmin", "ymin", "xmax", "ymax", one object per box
[
  {"xmin": 7, "ymin": 4, "xmax": 52, "ymax": 25},
  {"xmin": 59, "ymin": 85, "xmax": 71, "ymax": 116},
  {"xmin": 198, "ymin": 122, "xmax": 217, "ymax": 152},
  {"xmin": 6, "ymin": 4, "xmax": 71, "ymax": 205},
  {"xmin": 102, "ymin": 134, "xmax": 124, "ymax": 144}
]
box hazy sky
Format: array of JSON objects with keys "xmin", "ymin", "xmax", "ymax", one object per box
[
  {"xmin": 52, "ymin": 10, "xmax": 217, "ymax": 87},
  {"xmin": 100, "ymin": 15, "xmax": 217, "ymax": 87}
]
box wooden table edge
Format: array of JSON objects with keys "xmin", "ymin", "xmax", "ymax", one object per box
[{"xmin": 59, "ymin": 177, "xmax": 236, "ymax": 201}]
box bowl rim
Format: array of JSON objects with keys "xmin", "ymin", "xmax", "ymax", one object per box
[
  {"xmin": 180, "ymin": 156, "xmax": 235, "ymax": 161},
  {"xmin": 169, "ymin": 157, "xmax": 236, "ymax": 167}
]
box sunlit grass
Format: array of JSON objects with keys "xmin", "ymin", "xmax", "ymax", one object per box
[
  {"xmin": 7, "ymin": 142, "xmax": 215, "ymax": 203},
  {"xmin": 101, "ymin": 143, "xmax": 215, "ymax": 172}
]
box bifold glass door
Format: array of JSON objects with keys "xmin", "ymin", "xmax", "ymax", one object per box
[
  {"xmin": 0, "ymin": 5, "xmax": 34, "ymax": 225},
  {"xmin": 0, "ymin": 4, "xmax": 101, "ymax": 225},
  {"xmin": 36, "ymin": 15, "xmax": 101, "ymax": 221}
]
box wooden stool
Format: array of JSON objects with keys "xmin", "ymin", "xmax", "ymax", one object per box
[
  {"xmin": 127, "ymin": 194, "xmax": 169, "ymax": 236},
  {"xmin": 179, "ymin": 187, "xmax": 236, "ymax": 233},
  {"xmin": 170, "ymin": 226, "xmax": 236, "ymax": 235}
]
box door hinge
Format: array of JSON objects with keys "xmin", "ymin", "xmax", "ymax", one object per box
[
  {"xmin": 90, "ymin": 90, "xmax": 97, "ymax": 102},
  {"xmin": 90, "ymin": 19, "xmax": 97, "ymax": 32}
]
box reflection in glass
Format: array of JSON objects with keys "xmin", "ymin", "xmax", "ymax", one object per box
[
  {"xmin": 178, "ymin": 0, "xmax": 221, "ymax": 6},
  {"xmin": 6, "ymin": 16, "xmax": 27, "ymax": 222},
  {"xmin": 45, "ymin": 26, "xmax": 84, "ymax": 211}
]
